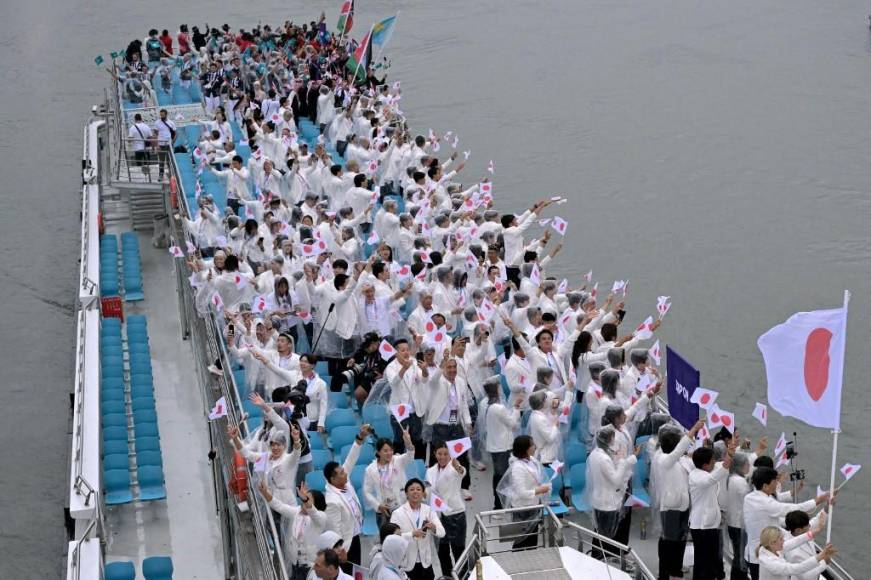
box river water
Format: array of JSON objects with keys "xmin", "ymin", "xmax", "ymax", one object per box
[{"xmin": 2, "ymin": 0, "xmax": 869, "ymax": 576}]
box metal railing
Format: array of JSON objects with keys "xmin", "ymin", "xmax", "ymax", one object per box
[
  {"xmin": 67, "ymin": 506, "xmax": 103, "ymax": 580},
  {"xmin": 452, "ymin": 507, "xmax": 655, "ymax": 580}
]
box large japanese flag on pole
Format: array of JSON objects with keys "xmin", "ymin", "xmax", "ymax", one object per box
[{"xmin": 757, "ymin": 298, "xmax": 848, "ymax": 430}]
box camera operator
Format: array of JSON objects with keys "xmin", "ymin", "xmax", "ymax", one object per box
[{"xmin": 333, "ymin": 333, "xmax": 386, "ymax": 407}]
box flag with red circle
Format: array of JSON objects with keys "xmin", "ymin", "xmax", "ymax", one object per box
[
  {"xmin": 689, "ymin": 387, "xmax": 718, "ymax": 410},
  {"xmin": 446, "ymin": 437, "xmax": 472, "ymax": 459},
  {"xmin": 706, "ymin": 404, "xmax": 735, "ymax": 433},
  {"xmin": 430, "ymin": 492, "xmax": 449, "ymax": 512},
  {"xmin": 752, "ymin": 402, "xmax": 768, "ymax": 427},
  {"xmin": 649, "ymin": 340, "xmax": 662, "ymax": 366},
  {"xmin": 840, "ymin": 463, "xmax": 861, "ymax": 482},
  {"xmin": 208, "ymin": 396, "xmax": 228, "ymax": 420},
  {"xmin": 379, "ymin": 340, "xmax": 397, "ymax": 361},
  {"xmin": 391, "ymin": 402, "xmax": 413, "ymax": 423},
  {"xmin": 550, "ymin": 216, "xmax": 567, "ymax": 236}
]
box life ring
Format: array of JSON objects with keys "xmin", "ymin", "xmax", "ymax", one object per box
[
  {"xmin": 169, "ymin": 176, "xmax": 178, "ymax": 209},
  {"xmin": 228, "ymin": 449, "xmax": 249, "ymax": 502}
]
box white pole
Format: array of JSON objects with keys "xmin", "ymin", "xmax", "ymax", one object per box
[{"xmin": 825, "ymin": 289, "xmax": 850, "ymax": 544}]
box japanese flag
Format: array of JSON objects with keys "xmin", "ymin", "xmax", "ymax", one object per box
[
  {"xmin": 394, "ymin": 264, "xmax": 412, "ymax": 279},
  {"xmin": 550, "ymin": 216, "xmax": 567, "ymax": 236},
  {"xmin": 447, "ymin": 437, "xmax": 472, "ymax": 459},
  {"xmin": 752, "ymin": 402, "xmax": 768, "ymax": 427},
  {"xmin": 695, "ymin": 423, "xmax": 710, "ymax": 442},
  {"xmin": 774, "ymin": 432, "xmax": 788, "ymax": 458},
  {"xmin": 253, "ymin": 452, "xmax": 269, "ymax": 473},
  {"xmin": 185, "ymin": 240, "xmax": 197, "ymax": 254},
  {"xmin": 427, "ymin": 327, "xmax": 448, "ymax": 346},
  {"xmin": 479, "ymin": 182, "xmax": 492, "ymax": 195},
  {"xmin": 430, "ymin": 492, "xmax": 449, "ymax": 512},
  {"xmin": 379, "ymin": 340, "xmax": 397, "ymax": 361},
  {"xmin": 690, "ymin": 387, "xmax": 718, "ymax": 410},
  {"xmin": 419, "ymin": 250, "xmax": 432, "ymax": 264},
  {"xmin": 707, "ymin": 404, "xmax": 735, "ymax": 433},
  {"xmin": 352, "ymin": 565, "xmax": 369, "ymax": 580},
  {"xmin": 612, "ymin": 280, "xmax": 627, "ymax": 294},
  {"xmin": 529, "ymin": 263, "xmax": 541, "ymax": 286},
  {"xmin": 635, "ymin": 374, "xmax": 653, "ymax": 393},
  {"xmin": 590, "ymin": 282, "xmax": 598, "ymax": 300},
  {"xmin": 188, "ymin": 273, "xmax": 202, "ymax": 289},
  {"xmin": 624, "ymin": 494, "xmax": 650, "ymax": 508},
  {"xmin": 211, "ymin": 292, "xmax": 224, "ymax": 312},
  {"xmin": 816, "ymin": 485, "xmax": 826, "ymax": 499},
  {"xmin": 840, "ymin": 463, "xmax": 861, "ymax": 482},
  {"xmin": 253, "ymin": 295, "xmax": 270, "ymax": 314},
  {"xmin": 168, "ymin": 245, "xmax": 184, "ymax": 258},
  {"xmin": 208, "ymin": 396, "xmax": 228, "ymax": 420},
  {"xmin": 757, "ymin": 305, "xmax": 847, "ymax": 430},
  {"xmin": 391, "ymin": 402, "xmax": 414, "ymax": 423},
  {"xmin": 550, "ymin": 460, "xmax": 565, "ymax": 480},
  {"xmin": 657, "ymin": 296, "xmax": 672, "ymax": 319},
  {"xmin": 634, "ymin": 316, "xmax": 654, "ymax": 340},
  {"xmin": 463, "ymin": 150, "xmax": 471, "ymax": 160},
  {"xmin": 557, "ymin": 279, "xmax": 568, "ymax": 294},
  {"xmin": 234, "ymin": 273, "xmax": 248, "ymax": 290},
  {"xmin": 649, "ymin": 340, "xmax": 662, "ymax": 366},
  {"xmin": 368, "ymin": 159, "xmax": 379, "ymax": 175},
  {"xmin": 584, "ymin": 270, "xmax": 593, "ymax": 283},
  {"xmin": 367, "ymin": 230, "xmax": 380, "ymax": 246},
  {"xmin": 558, "ymin": 405, "xmax": 570, "ymax": 424},
  {"xmin": 775, "ymin": 453, "xmax": 790, "ymax": 470},
  {"xmin": 450, "ymin": 135, "xmax": 460, "ymax": 149},
  {"xmin": 622, "ymin": 280, "xmax": 630, "ymax": 297},
  {"xmin": 487, "ymin": 160, "xmax": 494, "ymax": 174}
]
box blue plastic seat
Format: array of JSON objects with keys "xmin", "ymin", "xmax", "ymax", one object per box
[
  {"xmin": 328, "ymin": 425, "xmax": 359, "ymax": 450},
  {"xmin": 631, "ymin": 457, "xmax": 651, "ymax": 504},
  {"xmin": 324, "ymin": 409, "xmax": 358, "ymax": 433},
  {"xmin": 132, "ymin": 397, "xmax": 155, "ymax": 412},
  {"xmin": 102, "ymin": 400, "xmax": 126, "ymax": 416},
  {"xmin": 137, "ymin": 450, "xmax": 163, "ymax": 467},
  {"xmin": 130, "ymin": 372, "xmax": 153, "ymax": 384},
  {"xmin": 127, "ymin": 315, "xmax": 147, "ymax": 326},
  {"xmin": 308, "ymin": 434, "xmax": 326, "ymax": 450},
  {"xmin": 305, "ymin": 470, "xmax": 327, "ymax": 493},
  {"xmin": 372, "ymin": 418, "xmax": 393, "ymax": 440},
  {"xmin": 104, "ymin": 468, "xmax": 133, "ymax": 504},
  {"xmin": 102, "ymin": 413, "xmax": 128, "ymax": 429},
  {"xmin": 362, "ymin": 404, "xmax": 389, "ymax": 424},
  {"xmin": 311, "ymin": 449, "xmax": 333, "ymax": 470},
  {"xmin": 350, "ymin": 464, "xmax": 366, "ymax": 491},
  {"xmin": 544, "ymin": 468, "xmax": 569, "ymax": 515},
  {"xmin": 133, "ymin": 409, "xmax": 158, "ymax": 426},
  {"xmin": 103, "ymin": 426, "xmax": 129, "ymax": 442},
  {"xmin": 103, "ymin": 367, "xmax": 124, "ymax": 380},
  {"xmin": 569, "ymin": 464, "xmax": 590, "ymax": 512},
  {"xmin": 135, "ymin": 436, "xmax": 161, "ymax": 454},
  {"xmin": 328, "ymin": 391, "xmax": 350, "ymax": 409},
  {"xmin": 142, "ymin": 555, "xmax": 174, "ymax": 580},
  {"xmin": 131, "ymin": 384, "xmax": 154, "ymax": 400},
  {"xmin": 103, "ymin": 453, "xmax": 129, "ymax": 471},
  {"xmin": 565, "ymin": 442, "xmax": 587, "ymax": 468},
  {"xmin": 337, "ymin": 443, "xmax": 374, "ymax": 465},
  {"xmin": 362, "ymin": 506, "xmax": 378, "ymax": 536},
  {"xmin": 103, "ymin": 439, "xmax": 129, "ymax": 456},
  {"xmin": 406, "ymin": 459, "xmax": 427, "ymax": 481},
  {"xmin": 105, "ymin": 560, "xmax": 136, "ymax": 580},
  {"xmin": 315, "ymin": 360, "xmax": 330, "ymax": 378},
  {"xmin": 134, "ymin": 422, "xmax": 160, "ymax": 439},
  {"xmin": 138, "ymin": 465, "xmax": 167, "ymax": 500},
  {"xmin": 102, "ymin": 317, "xmax": 122, "ymax": 327}
]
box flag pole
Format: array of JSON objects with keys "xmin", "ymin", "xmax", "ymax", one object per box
[
  {"xmin": 352, "ymin": 24, "xmax": 375, "ymax": 83},
  {"xmin": 825, "ymin": 289, "xmax": 850, "ymax": 544}
]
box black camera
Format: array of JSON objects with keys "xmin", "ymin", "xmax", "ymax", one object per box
[
  {"xmin": 789, "ymin": 469, "xmax": 806, "ymax": 482},
  {"xmin": 785, "ymin": 441, "xmax": 797, "ymax": 460}
]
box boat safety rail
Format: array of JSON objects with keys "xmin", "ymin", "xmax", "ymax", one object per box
[
  {"xmin": 561, "ymin": 520, "xmax": 656, "ymax": 580},
  {"xmin": 114, "ymin": 138, "xmax": 172, "ymax": 184},
  {"xmin": 67, "ymin": 509, "xmax": 102, "ymax": 580},
  {"xmin": 452, "ymin": 506, "xmax": 564, "ymax": 580},
  {"xmin": 164, "ymin": 154, "xmax": 289, "ymax": 580}
]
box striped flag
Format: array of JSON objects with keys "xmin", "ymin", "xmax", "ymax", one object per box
[
  {"xmin": 337, "ymin": 0, "xmax": 354, "ymax": 35},
  {"xmin": 346, "ymin": 27, "xmax": 373, "ymax": 81},
  {"xmin": 371, "ymin": 15, "xmax": 397, "ymax": 53}
]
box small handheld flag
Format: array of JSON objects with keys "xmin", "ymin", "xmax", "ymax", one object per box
[
  {"xmin": 446, "ymin": 437, "xmax": 472, "ymax": 458},
  {"xmin": 752, "ymin": 402, "xmax": 768, "ymax": 427},
  {"xmin": 208, "ymin": 396, "xmax": 228, "ymax": 420},
  {"xmin": 391, "ymin": 402, "xmax": 413, "ymax": 423},
  {"xmin": 379, "ymin": 340, "xmax": 396, "ymax": 361},
  {"xmin": 430, "ymin": 492, "xmax": 448, "ymax": 512},
  {"xmin": 840, "ymin": 463, "xmax": 861, "ymax": 482},
  {"xmin": 689, "ymin": 387, "xmax": 718, "ymax": 410}
]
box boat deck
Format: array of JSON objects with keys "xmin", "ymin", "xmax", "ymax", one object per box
[{"xmin": 100, "ymin": 189, "xmax": 223, "ymax": 578}]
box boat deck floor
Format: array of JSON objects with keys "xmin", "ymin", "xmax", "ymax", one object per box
[{"xmin": 102, "ymin": 196, "xmax": 224, "ymax": 579}]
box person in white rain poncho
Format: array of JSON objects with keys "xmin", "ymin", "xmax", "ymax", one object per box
[
  {"xmin": 425, "ymin": 442, "xmax": 467, "ymax": 576},
  {"xmin": 527, "ymin": 388, "xmax": 571, "ymax": 467},
  {"xmin": 756, "ymin": 526, "xmax": 836, "ymax": 580},
  {"xmin": 376, "ymin": 535, "xmax": 410, "ymax": 580},
  {"xmin": 586, "ymin": 424, "xmax": 639, "ymax": 555},
  {"xmin": 496, "ymin": 435, "xmax": 551, "ymax": 550},
  {"xmin": 480, "ymin": 377, "xmax": 521, "ymax": 510}
]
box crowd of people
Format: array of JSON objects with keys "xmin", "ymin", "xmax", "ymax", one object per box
[{"xmin": 115, "ymin": 15, "xmax": 840, "ymax": 580}]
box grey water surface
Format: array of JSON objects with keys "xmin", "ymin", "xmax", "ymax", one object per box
[{"xmin": 1, "ymin": 0, "xmax": 869, "ymax": 576}]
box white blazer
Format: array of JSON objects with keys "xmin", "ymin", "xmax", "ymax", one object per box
[
  {"xmin": 588, "ymin": 447, "xmax": 635, "ymax": 512},
  {"xmin": 425, "ymin": 462, "xmax": 466, "ymax": 516},
  {"xmin": 363, "ymin": 452, "xmax": 414, "ymax": 511},
  {"xmin": 390, "ymin": 502, "xmax": 446, "ymax": 570},
  {"xmin": 268, "ymin": 499, "xmax": 327, "ymax": 565},
  {"xmin": 759, "ymin": 533, "xmax": 825, "ymax": 580},
  {"xmin": 324, "ymin": 441, "xmax": 364, "ymax": 547}
]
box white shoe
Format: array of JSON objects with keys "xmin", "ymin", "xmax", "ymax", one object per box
[
  {"xmin": 208, "ymin": 364, "xmax": 223, "ymax": 377},
  {"xmin": 462, "ymin": 490, "xmax": 473, "ymax": 501},
  {"xmin": 472, "ymin": 460, "xmax": 487, "ymax": 472}
]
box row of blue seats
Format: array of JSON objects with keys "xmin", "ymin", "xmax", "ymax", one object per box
[
  {"xmin": 102, "ymin": 316, "xmax": 168, "ymax": 504},
  {"xmin": 101, "ymin": 235, "xmax": 121, "ymax": 297},
  {"xmin": 105, "ymin": 555, "xmax": 173, "ymax": 580},
  {"xmin": 121, "ymin": 232, "xmax": 144, "ymax": 301}
]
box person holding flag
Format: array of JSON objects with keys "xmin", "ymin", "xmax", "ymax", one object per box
[
  {"xmin": 425, "ymin": 442, "xmax": 467, "ymax": 577},
  {"xmin": 363, "ymin": 429, "xmax": 415, "ymax": 530}
]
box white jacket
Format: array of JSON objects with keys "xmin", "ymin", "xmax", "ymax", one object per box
[
  {"xmin": 529, "ymin": 409, "xmax": 561, "ymax": 465},
  {"xmin": 241, "ymin": 436, "xmax": 301, "ymax": 507},
  {"xmin": 651, "ymin": 434, "xmax": 693, "ymax": 512},
  {"xmin": 759, "ymin": 533, "xmax": 825, "ymax": 580},
  {"xmin": 314, "ymin": 277, "xmax": 358, "ymax": 340},
  {"xmin": 423, "ymin": 373, "xmax": 472, "ymax": 430},
  {"xmin": 481, "ymin": 401, "xmax": 519, "ymax": 453},
  {"xmin": 363, "ymin": 453, "xmax": 414, "ymax": 511},
  {"xmin": 782, "ymin": 531, "xmax": 826, "ymax": 580},
  {"xmin": 588, "ymin": 448, "xmax": 636, "ymax": 512},
  {"xmin": 688, "ymin": 463, "xmax": 728, "ymax": 529},
  {"xmin": 390, "ymin": 502, "xmax": 446, "ymax": 570},
  {"xmin": 425, "ymin": 462, "xmax": 466, "ymax": 516},
  {"xmin": 324, "ymin": 441, "xmax": 364, "ymax": 547},
  {"xmin": 743, "ymin": 490, "xmax": 817, "ymax": 564},
  {"xmin": 212, "ymin": 165, "xmax": 251, "ymax": 201},
  {"xmin": 268, "ymin": 499, "xmax": 327, "ymax": 565}
]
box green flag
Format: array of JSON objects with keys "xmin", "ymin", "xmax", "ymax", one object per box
[{"xmin": 94, "ymin": 55, "xmax": 104, "ymax": 66}]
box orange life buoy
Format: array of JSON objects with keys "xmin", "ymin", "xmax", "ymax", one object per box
[
  {"xmin": 228, "ymin": 449, "xmax": 249, "ymax": 502},
  {"xmin": 169, "ymin": 176, "xmax": 179, "ymax": 209}
]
